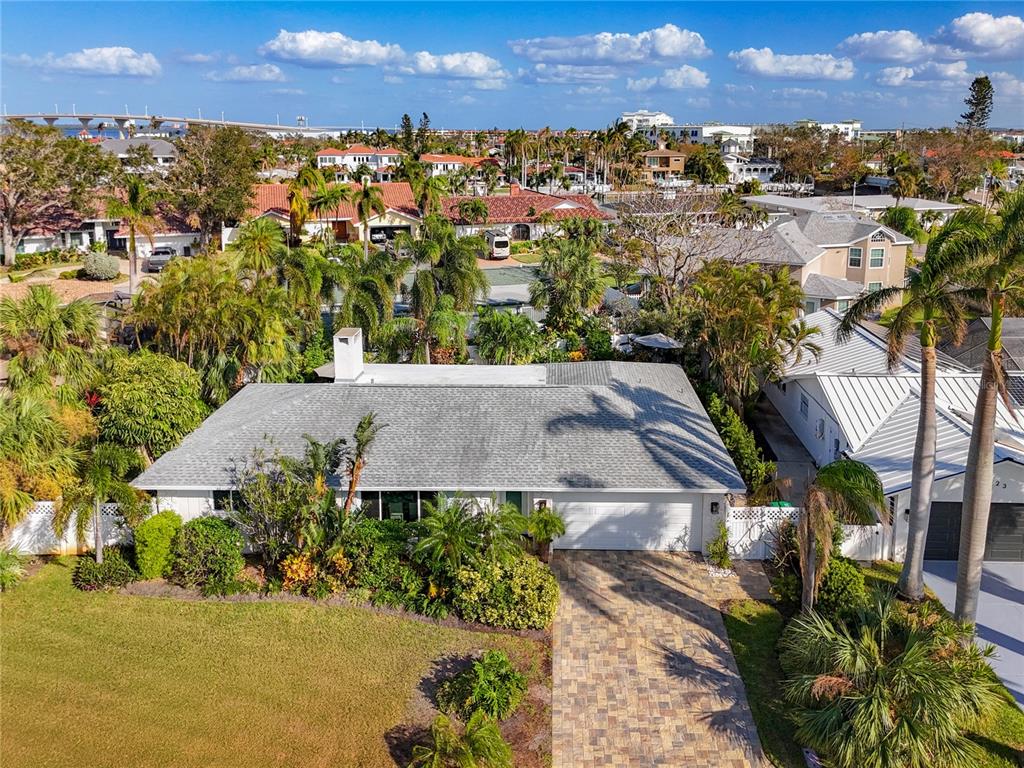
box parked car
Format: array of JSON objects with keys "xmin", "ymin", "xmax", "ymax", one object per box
[
  {"xmin": 147, "ymin": 246, "xmax": 176, "ymax": 272},
  {"xmin": 485, "ymin": 230, "xmax": 510, "ymax": 260}
]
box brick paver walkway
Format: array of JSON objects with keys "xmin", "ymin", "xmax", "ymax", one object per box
[{"xmin": 551, "ymin": 551, "xmax": 770, "ymax": 767}]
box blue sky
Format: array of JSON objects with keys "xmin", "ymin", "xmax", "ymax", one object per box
[{"xmin": 2, "ymin": 2, "xmax": 1022, "ymax": 130}]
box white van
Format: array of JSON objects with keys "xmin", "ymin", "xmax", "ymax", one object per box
[{"xmin": 485, "ymin": 230, "xmax": 510, "ymax": 260}]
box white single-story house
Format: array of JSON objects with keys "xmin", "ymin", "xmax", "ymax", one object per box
[
  {"xmin": 132, "ymin": 328, "xmax": 745, "ymax": 552},
  {"xmin": 766, "ymin": 309, "xmax": 1024, "ymax": 561}
]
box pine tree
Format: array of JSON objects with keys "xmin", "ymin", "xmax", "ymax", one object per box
[
  {"xmin": 416, "ymin": 112, "xmax": 431, "ymax": 154},
  {"xmin": 399, "ymin": 113, "xmax": 415, "ymax": 154},
  {"xmin": 959, "ymin": 76, "xmax": 994, "ymax": 134}
]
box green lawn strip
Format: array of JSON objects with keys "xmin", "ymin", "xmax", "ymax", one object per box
[
  {"xmin": 722, "ymin": 599, "xmax": 805, "ymax": 768},
  {"xmin": 1, "ymin": 561, "xmax": 545, "ymax": 768},
  {"xmin": 511, "ymin": 251, "xmax": 542, "ymax": 265}
]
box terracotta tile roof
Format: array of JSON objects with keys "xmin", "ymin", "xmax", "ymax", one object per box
[
  {"xmin": 441, "ymin": 192, "xmax": 609, "ymax": 225},
  {"xmin": 247, "ymin": 182, "xmax": 420, "ymax": 221},
  {"xmin": 317, "ymin": 145, "xmax": 404, "ymax": 157},
  {"xmin": 115, "ymin": 207, "xmax": 197, "ymax": 237}
]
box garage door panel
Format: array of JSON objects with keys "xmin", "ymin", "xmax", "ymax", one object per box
[
  {"xmin": 552, "ymin": 494, "xmax": 702, "ymax": 551},
  {"xmin": 926, "ymin": 501, "xmax": 1024, "ymax": 562}
]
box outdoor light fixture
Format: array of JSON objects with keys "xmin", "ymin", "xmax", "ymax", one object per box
[{"xmin": 710, "ymin": 502, "xmax": 720, "ymax": 516}]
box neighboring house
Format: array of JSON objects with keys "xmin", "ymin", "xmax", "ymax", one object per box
[
  {"xmin": 440, "ymin": 187, "xmax": 609, "ymax": 240},
  {"xmin": 646, "ymin": 123, "xmax": 756, "ymax": 152},
  {"xmin": 133, "ymin": 328, "xmax": 744, "ymax": 552},
  {"xmin": 792, "ymin": 118, "xmax": 862, "ymax": 141},
  {"xmin": 17, "ymin": 198, "xmax": 198, "ymax": 257},
  {"xmin": 315, "ymin": 145, "xmax": 405, "ymax": 182},
  {"xmin": 618, "ymin": 110, "xmax": 676, "ymax": 132},
  {"xmin": 766, "ymin": 308, "xmax": 1024, "ymax": 561},
  {"xmin": 419, "ymin": 153, "xmax": 487, "ymax": 177},
  {"xmin": 99, "ymin": 137, "xmax": 178, "ymax": 171},
  {"xmin": 716, "ymin": 211, "xmax": 912, "ymax": 312},
  {"xmin": 744, "ymin": 193, "xmax": 962, "ymax": 223},
  {"xmin": 228, "ymin": 182, "xmax": 421, "ymax": 246},
  {"xmin": 639, "ymin": 149, "xmax": 687, "ymax": 186},
  {"xmin": 723, "ymin": 154, "xmax": 782, "ymax": 184},
  {"xmin": 938, "ymin": 317, "xmax": 1024, "ymax": 373}
]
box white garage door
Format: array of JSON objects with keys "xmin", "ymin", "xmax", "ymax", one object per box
[{"xmin": 551, "ymin": 493, "xmax": 704, "ymax": 551}]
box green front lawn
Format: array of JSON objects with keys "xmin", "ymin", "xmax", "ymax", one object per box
[
  {"xmin": 1, "ymin": 561, "xmax": 546, "ymax": 768},
  {"xmin": 724, "ymin": 579, "xmax": 1024, "ymax": 768}
]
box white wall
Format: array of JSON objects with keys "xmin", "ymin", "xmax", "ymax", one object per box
[
  {"xmin": 765, "ymin": 378, "xmax": 846, "ymax": 467},
  {"xmin": 8, "ymin": 502, "xmax": 126, "ymax": 555},
  {"xmin": 154, "ymin": 491, "xmax": 216, "ymax": 522},
  {"xmin": 138, "ymin": 233, "xmax": 199, "ymax": 259}
]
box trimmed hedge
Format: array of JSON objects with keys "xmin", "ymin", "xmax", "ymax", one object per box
[
  {"xmin": 72, "ymin": 549, "xmax": 138, "ymax": 591},
  {"xmin": 170, "ymin": 517, "xmax": 245, "ymax": 596},
  {"xmin": 134, "ymin": 510, "xmax": 182, "ymax": 579},
  {"xmin": 452, "ymin": 553, "xmax": 559, "ymax": 630},
  {"xmin": 704, "ymin": 393, "xmax": 775, "ymax": 492}
]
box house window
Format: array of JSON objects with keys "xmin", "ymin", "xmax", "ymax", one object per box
[
  {"xmin": 381, "ymin": 491, "xmax": 418, "ymax": 522},
  {"xmin": 803, "ymin": 299, "xmax": 818, "ymax": 315},
  {"xmin": 800, "ymin": 393, "xmax": 809, "ymax": 419},
  {"xmin": 213, "ymin": 491, "xmax": 233, "ymax": 511},
  {"xmin": 869, "ymin": 248, "xmax": 885, "ymax": 268},
  {"xmin": 868, "ymin": 282, "xmax": 883, "ymax": 292},
  {"xmin": 836, "ymin": 299, "xmax": 850, "ymax": 312},
  {"xmin": 871, "ymin": 231, "xmax": 887, "ymax": 242},
  {"xmin": 848, "ymin": 247, "xmax": 863, "ymax": 267},
  {"xmin": 505, "ymin": 491, "xmax": 524, "ymax": 512}
]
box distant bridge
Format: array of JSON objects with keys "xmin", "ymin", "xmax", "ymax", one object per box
[{"xmin": 1, "ymin": 112, "xmax": 378, "ymax": 138}]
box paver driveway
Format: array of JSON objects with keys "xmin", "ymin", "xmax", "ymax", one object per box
[{"xmin": 551, "ymin": 551, "xmax": 769, "ymax": 767}]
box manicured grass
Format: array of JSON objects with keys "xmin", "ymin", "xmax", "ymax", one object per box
[
  {"xmin": 511, "ymin": 250, "xmax": 543, "ymax": 265},
  {"xmin": 1, "ymin": 561, "xmax": 545, "ymax": 768},
  {"xmin": 725, "ymin": 571, "xmax": 1024, "ymax": 768},
  {"xmin": 722, "ymin": 600, "xmax": 804, "ymax": 768}
]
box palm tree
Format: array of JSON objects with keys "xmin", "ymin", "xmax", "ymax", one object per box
[
  {"xmin": 286, "ymin": 166, "xmax": 322, "ymax": 243},
  {"xmin": 474, "ymin": 307, "xmax": 539, "ymax": 365},
  {"xmin": 353, "ymin": 182, "xmax": 387, "ymax": 259},
  {"xmin": 457, "ymin": 198, "xmax": 489, "ymax": 226},
  {"xmin": 329, "ymin": 243, "xmax": 408, "ymax": 339},
  {"xmin": 473, "ymin": 498, "xmax": 526, "ymax": 564},
  {"xmin": 797, "ymin": 460, "xmax": 884, "ymax": 612},
  {"xmin": 308, "ymin": 177, "xmax": 351, "ymax": 242},
  {"xmin": 409, "ymin": 711, "xmax": 512, "ymax": 768},
  {"xmin": 528, "ymin": 238, "xmax": 604, "ymax": 335},
  {"xmin": 58, "ymin": 443, "xmax": 142, "ymax": 564},
  {"xmin": 956, "ymin": 188, "xmax": 1024, "ymax": 625},
  {"xmin": 0, "ymin": 285, "xmax": 101, "ymax": 401},
  {"xmin": 687, "ymin": 145, "xmax": 729, "ymax": 185},
  {"xmin": 231, "ymin": 217, "xmax": 286, "ymax": 278},
  {"xmin": 526, "ymin": 505, "xmax": 565, "ymax": 563},
  {"xmin": 106, "ymin": 175, "xmax": 159, "ymax": 295},
  {"xmin": 415, "ymin": 493, "xmax": 479, "ymax": 576},
  {"xmin": 401, "ymin": 215, "xmax": 488, "ymax": 320},
  {"xmin": 892, "ymin": 170, "xmax": 919, "ymax": 206},
  {"xmin": 716, "ymin": 192, "xmax": 748, "ymax": 227},
  {"xmin": 838, "ymin": 208, "xmax": 990, "ymax": 601},
  {"xmin": 780, "ymin": 593, "xmax": 1002, "ymax": 768},
  {"xmin": 342, "ymin": 412, "xmax": 383, "ymax": 515}
]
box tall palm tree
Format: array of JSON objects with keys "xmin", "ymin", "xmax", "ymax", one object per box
[
  {"xmin": 956, "ymin": 189, "xmax": 1024, "ymax": 625},
  {"xmin": 58, "ymin": 443, "xmax": 142, "ymax": 564},
  {"xmin": 879, "ymin": 206, "xmax": 925, "ymax": 243},
  {"xmin": 474, "ymin": 307, "xmax": 539, "ymax": 365},
  {"xmin": 0, "ymin": 285, "xmax": 101, "ymax": 401},
  {"xmin": 308, "ymin": 177, "xmax": 351, "ymax": 242},
  {"xmin": 797, "ymin": 459, "xmax": 884, "ymax": 612},
  {"xmin": 352, "ymin": 182, "xmax": 387, "ymax": 259},
  {"xmin": 106, "ymin": 175, "xmax": 159, "ymax": 295},
  {"xmin": 400, "ymin": 215, "xmax": 488, "ymax": 321},
  {"xmin": 838, "ymin": 208, "xmax": 989, "ymax": 600},
  {"xmin": 342, "ymin": 412, "xmax": 383, "ymax": 515},
  {"xmin": 231, "ymin": 216, "xmax": 286, "ymax": 278},
  {"xmin": 376, "ymin": 294, "xmax": 468, "ymax": 364},
  {"xmin": 329, "ymin": 243, "xmax": 408, "ymax": 339},
  {"xmin": 892, "ymin": 170, "xmax": 919, "ymax": 207},
  {"xmin": 286, "ymin": 166, "xmax": 320, "ymax": 243},
  {"xmin": 528, "ymin": 238, "xmax": 604, "ymax": 335}
]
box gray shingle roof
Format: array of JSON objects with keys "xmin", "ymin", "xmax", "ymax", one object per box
[
  {"xmin": 133, "ymin": 361, "xmax": 744, "ymax": 494},
  {"xmin": 801, "ymin": 273, "xmax": 865, "ymax": 300}
]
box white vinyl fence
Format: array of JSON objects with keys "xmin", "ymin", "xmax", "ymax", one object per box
[
  {"xmin": 726, "ymin": 505, "xmax": 887, "ymax": 562},
  {"xmin": 7, "ymin": 501, "xmax": 128, "ymax": 556}
]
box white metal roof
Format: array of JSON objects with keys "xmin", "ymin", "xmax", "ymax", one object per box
[{"xmin": 785, "ymin": 309, "xmax": 919, "ymax": 377}]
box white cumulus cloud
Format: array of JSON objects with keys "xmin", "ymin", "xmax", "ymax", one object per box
[
  {"xmin": 934, "ymin": 12, "xmax": 1024, "ymax": 60},
  {"xmin": 772, "ymin": 87, "xmax": 828, "ymax": 99},
  {"xmin": 518, "ymin": 63, "xmax": 619, "ymax": 84},
  {"xmin": 876, "ymin": 60, "xmax": 970, "ymax": 88},
  {"xmin": 728, "ymin": 47, "xmax": 855, "ymax": 80},
  {"xmin": 404, "ymin": 51, "xmax": 509, "ymax": 88},
  {"xmin": 509, "ymin": 23, "xmax": 710, "ymax": 64},
  {"xmin": 838, "ymin": 30, "xmax": 934, "ymax": 62},
  {"xmin": 204, "ymin": 63, "xmax": 286, "ymax": 82},
  {"xmin": 180, "ymin": 52, "xmax": 218, "ymax": 64},
  {"xmin": 6, "ymin": 46, "xmax": 161, "ymax": 77},
  {"xmin": 260, "ymin": 29, "xmax": 403, "ymax": 67},
  {"xmin": 627, "ymin": 64, "xmax": 709, "ymax": 92}
]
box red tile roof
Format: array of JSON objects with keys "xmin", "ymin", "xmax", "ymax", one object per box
[
  {"xmin": 440, "ymin": 192, "xmax": 609, "ymax": 225},
  {"xmin": 317, "ymin": 145, "xmax": 403, "ymax": 157},
  {"xmin": 247, "ymin": 182, "xmax": 420, "ymax": 221}
]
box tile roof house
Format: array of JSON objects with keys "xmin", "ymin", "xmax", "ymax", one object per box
[
  {"xmin": 231, "ymin": 181, "xmax": 421, "ymax": 247},
  {"xmin": 315, "ymin": 145, "xmax": 405, "ymax": 182},
  {"xmin": 764, "ymin": 309, "xmax": 1024, "ymax": 562},
  {"xmin": 133, "ymin": 327, "xmax": 743, "ymax": 552},
  {"xmin": 441, "ymin": 188, "xmax": 609, "ymax": 240}
]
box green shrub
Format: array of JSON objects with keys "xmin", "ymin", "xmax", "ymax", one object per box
[
  {"xmin": 134, "ymin": 510, "xmax": 182, "ymax": 579},
  {"xmin": 816, "ymin": 557, "xmax": 867, "ymax": 621},
  {"xmin": 72, "ymin": 549, "xmax": 138, "ymax": 591},
  {"xmin": 453, "ymin": 553, "xmax": 559, "ymax": 630},
  {"xmin": 58, "ymin": 269, "xmax": 83, "ymax": 280},
  {"xmin": 0, "ymin": 549, "xmax": 27, "ymax": 591},
  {"xmin": 437, "ymin": 650, "xmax": 527, "ymax": 721},
  {"xmin": 170, "ymin": 516, "xmax": 245, "ymax": 596},
  {"xmin": 13, "ymin": 248, "xmax": 78, "ymax": 270},
  {"xmin": 704, "ymin": 393, "xmax": 775, "ymax": 492},
  {"xmin": 706, "ymin": 520, "xmax": 732, "ymax": 570},
  {"xmin": 82, "ymin": 251, "xmax": 121, "ymax": 280}
]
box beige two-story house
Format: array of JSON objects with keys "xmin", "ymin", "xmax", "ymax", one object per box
[
  {"xmin": 718, "ymin": 212, "xmax": 911, "ymax": 313},
  {"xmin": 639, "ymin": 149, "xmax": 687, "ymax": 186}
]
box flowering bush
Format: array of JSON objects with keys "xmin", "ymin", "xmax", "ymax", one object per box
[
  {"xmin": 453, "ymin": 553, "xmax": 559, "ymax": 630},
  {"xmin": 281, "ymin": 552, "xmax": 318, "ymax": 593}
]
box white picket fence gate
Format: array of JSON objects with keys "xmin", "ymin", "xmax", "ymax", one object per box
[
  {"xmin": 7, "ymin": 501, "xmax": 128, "ymax": 556},
  {"xmin": 726, "ymin": 505, "xmax": 887, "ymax": 562}
]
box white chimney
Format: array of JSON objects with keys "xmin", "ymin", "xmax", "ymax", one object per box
[{"xmin": 332, "ymin": 327, "xmax": 364, "ymax": 382}]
